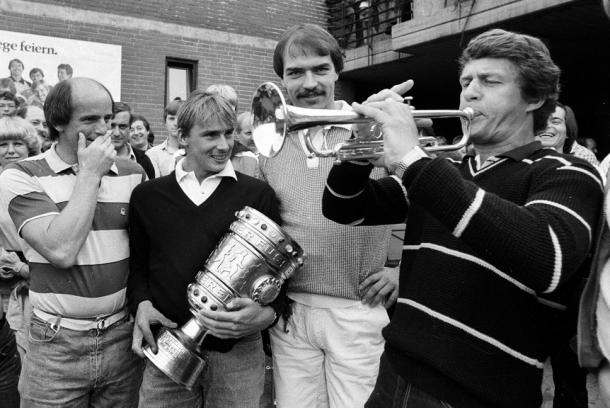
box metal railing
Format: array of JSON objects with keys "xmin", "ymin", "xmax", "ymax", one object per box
[{"xmin": 326, "ymin": 0, "xmax": 413, "ymax": 49}]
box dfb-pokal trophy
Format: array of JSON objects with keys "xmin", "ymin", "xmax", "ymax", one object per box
[{"xmin": 142, "ymin": 206, "xmax": 304, "ymax": 389}]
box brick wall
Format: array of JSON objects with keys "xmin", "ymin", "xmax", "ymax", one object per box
[
  {"xmin": 27, "ymin": 0, "xmax": 328, "ymax": 40},
  {"xmin": 0, "ymin": 0, "xmax": 332, "ymax": 141}
]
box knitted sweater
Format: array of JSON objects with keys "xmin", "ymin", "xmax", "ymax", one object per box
[
  {"xmin": 127, "ymin": 172, "xmax": 280, "ymax": 349},
  {"xmin": 322, "ymin": 142, "xmax": 603, "ymax": 408},
  {"xmin": 259, "ymin": 126, "xmax": 391, "ymax": 300}
]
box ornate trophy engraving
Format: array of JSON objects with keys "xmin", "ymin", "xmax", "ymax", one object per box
[{"xmin": 142, "ymin": 206, "xmax": 304, "ymax": 389}]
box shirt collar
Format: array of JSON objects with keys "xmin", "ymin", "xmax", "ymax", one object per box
[
  {"xmin": 45, "ymin": 143, "xmax": 118, "ymax": 175},
  {"xmin": 465, "ymin": 141, "xmax": 543, "ymax": 162},
  {"xmin": 175, "ymin": 157, "xmax": 237, "ymax": 183},
  {"xmin": 327, "ymin": 100, "xmax": 352, "ymax": 131}
]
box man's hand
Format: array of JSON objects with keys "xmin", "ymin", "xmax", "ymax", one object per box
[
  {"xmin": 360, "ymin": 266, "xmax": 399, "ymax": 308},
  {"xmin": 0, "ymin": 248, "xmax": 28, "ymax": 279},
  {"xmin": 194, "ymin": 297, "xmax": 275, "ymax": 339},
  {"xmin": 77, "ymin": 131, "xmax": 116, "ymax": 179},
  {"xmin": 132, "ymin": 300, "xmax": 177, "ymax": 357}
]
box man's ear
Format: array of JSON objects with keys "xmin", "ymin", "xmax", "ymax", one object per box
[
  {"xmin": 177, "ymin": 129, "xmax": 188, "ymax": 147},
  {"xmin": 526, "ymin": 98, "xmax": 545, "ymax": 113}
]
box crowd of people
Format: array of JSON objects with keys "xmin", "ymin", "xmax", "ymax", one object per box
[{"xmin": 1, "ymin": 22, "xmax": 610, "ymax": 408}]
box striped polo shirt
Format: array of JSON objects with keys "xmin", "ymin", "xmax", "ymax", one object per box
[{"xmin": 0, "ymin": 145, "xmax": 145, "ymax": 318}]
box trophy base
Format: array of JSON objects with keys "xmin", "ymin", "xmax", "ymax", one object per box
[{"xmin": 142, "ymin": 327, "xmax": 207, "ymax": 390}]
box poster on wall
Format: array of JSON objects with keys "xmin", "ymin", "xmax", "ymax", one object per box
[{"xmin": 0, "ymin": 30, "xmax": 122, "ymax": 106}]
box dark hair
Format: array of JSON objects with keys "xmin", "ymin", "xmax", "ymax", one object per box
[
  {"xmin": 8, "ymin": 59, "xmax": 24, "ymax": 70},
  {"xmin": 131, "ymin": 113, "xmax": 155, "ymax": 145},
  {"xmin": 273, "ymin": 23, "xmax": 344, "ymax": 78},
  {"xmin": 0, "ymin": 78, "xmax": 17, "ymax": 95},
  {"xmin": 57, "ymin": 64, "xmax": 73, "ymax": 76},
  {"xmin": 0, "ymin": 91, "xmax": 20, "ymax": 106},
  {"xmin": 29, "ymin": 67, "xmax": 44, "ymax": 79},
  {"xmin": 459, "ymin": 29, "xmax": 560, "ymax": 133},
  {"xmin": 44, "ymin": 78, "xmax": 114, "ymax": 141},
  {"xmin": 164, "ymin": 98, "xmax": 184, "ymax": 121},
  {"xmin": 113, "ymin": 101, "xmax": 132, "ymax": 123},
  {"xmin": 555, "ymin": 102, "xmax": 578, "ymax": 154},
  {"xmin": 177, "ymin": 90, "xmax": 236, "ymax": 136}
]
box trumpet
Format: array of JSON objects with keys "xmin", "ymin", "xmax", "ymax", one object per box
[{"xmin": 251, "ymin": 82, "xmax": 474, "ymax": 162}]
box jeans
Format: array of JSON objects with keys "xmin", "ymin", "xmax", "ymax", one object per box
[
  {"xmin": 19, "ymin": 314, "xmax": 143, "ymax": 407},
  {"xmin": 0, "ymin": 315, "xmax": 20, "ymax": 408},
  {"xmin": 270, "ymin": 301, "xmax": 388, "ymax": 408},
  {"xmin": 366, "ymin": 353, "xmax": 453, "ymax": 408},
  {"xmin": 138, "ymin": 332, "xmax": 264, "ymax": 408}
]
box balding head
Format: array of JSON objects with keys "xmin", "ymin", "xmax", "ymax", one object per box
[{"xmin": 45, "ymin": 78, "xmax": 114, "ymax": 141}]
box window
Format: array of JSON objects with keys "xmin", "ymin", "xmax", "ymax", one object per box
[{"xmin": 165, "ymin": 58, "xmax": 198, "ymax": 104}]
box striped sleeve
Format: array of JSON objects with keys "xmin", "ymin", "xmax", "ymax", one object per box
[
  {"xmin": 322, "ymin": 161, "xmax": 409, "ymax": 226},
  {"xmin": 0, "ymin": 166, "xmax": 60, "ymax": 234}
]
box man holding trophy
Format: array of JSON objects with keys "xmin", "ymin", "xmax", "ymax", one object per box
[{"xmin": 127, "ymin": 91, "xmax": 286, "ymax": 407}]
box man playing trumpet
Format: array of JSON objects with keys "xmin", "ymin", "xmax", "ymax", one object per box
[{"xmin": 322, "ymin": 29, "xmax": 603, "ymax": 408}]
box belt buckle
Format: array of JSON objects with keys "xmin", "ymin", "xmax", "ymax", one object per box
[
  {"xmin": 96, "ymin": 317, "xmax": 107, "ymax": 330},
  {"xmin": 49, "ymin": 315, "xmax": 61, "ymax": 333}
]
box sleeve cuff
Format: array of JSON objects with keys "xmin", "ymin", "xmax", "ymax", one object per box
[{"xmin": 392, "ymin": 146, "xmax": 429, "ymax": 179}]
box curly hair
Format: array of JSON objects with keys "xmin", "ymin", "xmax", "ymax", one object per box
[
  {"xmin": 0, "ymin": 115, "xmax": 41, "ymax": 156},
  {"xmin": 459, "ymin": 29, "xmax": 560, "ymax": 133}
]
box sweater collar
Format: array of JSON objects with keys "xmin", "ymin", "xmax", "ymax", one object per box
[{"xmin": 466, "ymin": 141, "xmax": 543, "ymax": 162}]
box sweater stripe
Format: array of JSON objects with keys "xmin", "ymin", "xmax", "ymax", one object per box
[
  {"xmin": 545, "ymin": 226, "xmax": 562, "ymax": 293},
  {"xmin": 453, "ymin": 188, "xmax": 485, "ymax": 238},
  {"xmin": 324, "ymin": 182, "xmax": 364, "ymax": 199},
  {"xmin": 390, "ymin": 175, "xmax": 408, "ymax": 202},
  {"xmin": 557, "ymin": 165, "xmax": 603, "ymax": 189},
  {"xmin": 403, "ymin": 243, "xmax": 535, "ymax": 294},
  {"xmin": 525, "ymin": 199, "xmax": 592, "ymax": 242},
  {"xmin": 398, "ymin": 298, "xmax": 545, "ymax": 369}
]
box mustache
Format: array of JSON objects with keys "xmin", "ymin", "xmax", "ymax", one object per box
[{"xmin": 297, "ymin": 89, "xmax": 325, "ymax": 98}]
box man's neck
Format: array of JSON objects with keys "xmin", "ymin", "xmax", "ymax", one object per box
[
  {"xmin": 182, "ymin": 156, "xmax": 216, "ymax": 184},
  {"xmin": 55, "ymin": 138, "xmax": 78, "ymax": 165},
  {"xmin": 166, "ymin": 135, "xmax": 180, "ymax": 152},
  {"xmin": 116, "ymin": 144, "xmax": 131, "ymax": 158}
]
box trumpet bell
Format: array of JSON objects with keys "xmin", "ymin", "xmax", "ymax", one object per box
[{"xmin": 251, "ymin": 82, "xmax": 288, "ymax": 158}]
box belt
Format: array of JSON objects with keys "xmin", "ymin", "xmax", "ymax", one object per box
[{"xmin": 33, "ymin": 308, "xmax": 128, "ymax": 331}]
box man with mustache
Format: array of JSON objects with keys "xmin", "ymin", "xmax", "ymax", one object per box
[
  {"xmin": 259, "ymin": 23, "xmax": 398, "ymax": 408},
  {"xmin": 0, "ymin": 77, "xmax": 146, "ymax": 406},
  {"xmin": 321, "ymin": 29, "xmax": 603, "ymax": 408}
]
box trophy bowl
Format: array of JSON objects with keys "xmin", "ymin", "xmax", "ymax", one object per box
[{"xmin": 143, "ymin": 206, "xmax": 304, "ymax": 390}]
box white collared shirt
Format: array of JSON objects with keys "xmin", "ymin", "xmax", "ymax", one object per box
[{"xmin": 174, "ymin": 158, "xmax": 237, "ymax": 205}]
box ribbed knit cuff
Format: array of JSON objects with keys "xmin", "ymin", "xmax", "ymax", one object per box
[{"xmin": 326, "ymin": 161, "xmax": 374, "ymax": 196}]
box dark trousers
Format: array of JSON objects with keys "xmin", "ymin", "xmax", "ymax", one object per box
[
  {"xmin": 365, "ymin": 352, "xmax": 453, "ymax": 408},
  {"xmin": 0, "ymin": 315, "xmax": 20, "ymax": 408}
]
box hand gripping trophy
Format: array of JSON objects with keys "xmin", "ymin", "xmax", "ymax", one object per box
[{"xmin": 142, "ymin": 206, "xmax": 304, "ymax": 389}]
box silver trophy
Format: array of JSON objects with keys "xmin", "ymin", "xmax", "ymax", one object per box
[{"xmin": 142, "ymin": 206, "xmax": 304, "ymax": 390}]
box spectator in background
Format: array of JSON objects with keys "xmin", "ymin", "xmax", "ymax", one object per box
[
  {"xmin": 24, "ymin": 105, "xmax": 51, "ymax": 152},
  {"xmin": 57, "ymin": 63, "xmax": 73, "ymax": 82},
  {"xmin": 145, "ymin": 98, "xmax": 184, "ymax": 177},
  {"xmin": 0, "ymin": 91, "xmax": 19, "ymax": 117},
  {"xmin": 0, "ymin": 116, "xmax": 40, "ymax": 370},
  {"xmin": 130, "ymin": 114, "xmax": 154, "ymax": 151},
  {"xmin": 28, "ymin": 68, "xmax": 44, "ymax": 84},
  {"xmin": 537, "ymin": 102, "xmax": 599, "ymax": 166},
  {"xmin": 0, "ymin": 78, "xmax": 17, "ymax": 95},
  {"xmin": 5, "ymin": 59, "xmax": 31, "ymax": 95},
  {"xmin": 27, "ymin": 80, "xmax": 53, "ymax": 108},
  {"xmin": 231, "ymin": 111, "xmax": 259, "ymax": 177},
  {"xmin": 205, "ymin": 84, "xmax": 238, "ymax": 111},
  {"xmin": 113, "ymin": 102, "xmax": 155, "ymax": 179},
  {"xmin": 580, "ymin": 137, "xmax": 599, "ymax": 159}
]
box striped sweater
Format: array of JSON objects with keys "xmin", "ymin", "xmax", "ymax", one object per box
[
  {"xmin": 322, "ymin": 142, "xmax": 603, "ymax": 408},
  {"xmin": 0, "ymin": 146, "xmax": 145, "ymax": 318}
]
